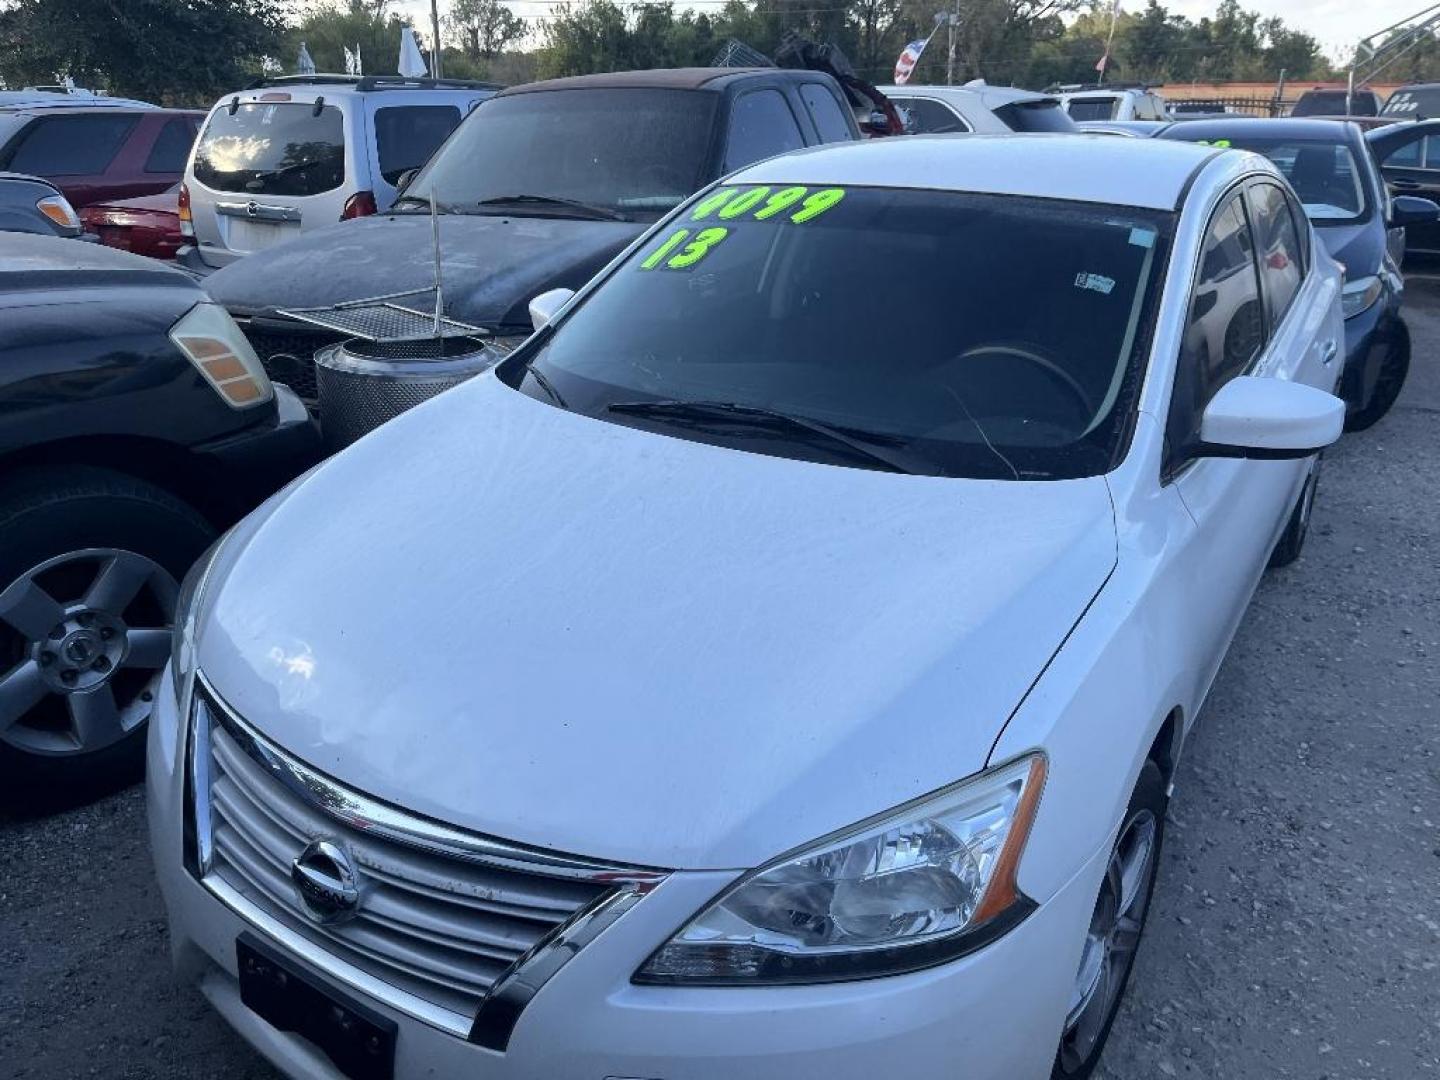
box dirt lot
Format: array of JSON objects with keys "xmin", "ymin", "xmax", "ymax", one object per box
[{"xmin": 2, "ymin": 283, "xmax": 1438, "ymax": 1080}]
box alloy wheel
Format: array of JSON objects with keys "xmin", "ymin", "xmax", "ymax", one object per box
[
  {"xmin": 1057, "ymin": 807, "xmax": 1159, "ymax": 1073},
  {"xmin": 0, "ymin": 549, "xmax": 178, "ymax": 756}
]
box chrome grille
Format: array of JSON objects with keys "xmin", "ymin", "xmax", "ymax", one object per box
[{"xmin": 189, "ymin": 682, "xmax": 661, "ymax": 1037}]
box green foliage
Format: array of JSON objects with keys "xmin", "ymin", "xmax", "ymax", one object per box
[
  {"xmin": 284, "ymin": 0, "xmax": 415, "ymax": 78},
  {"xmin": 448, "ymin": 0, "xmax": 527, "ymax": 59},
  {"xmin": 0, "ymin": 0, "xmax": 286, "ymax": 105}
]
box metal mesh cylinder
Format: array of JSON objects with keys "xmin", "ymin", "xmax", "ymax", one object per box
[{"xmin": 315, "ymin": 337, "xmax": 496, "ymax": 451}]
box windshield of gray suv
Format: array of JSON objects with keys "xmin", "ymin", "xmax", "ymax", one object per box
[
  {"xmin": 507, "ymin": 185, "xmax": 1173, "ymax": 480},
  {"xmin": 399, "ymin": 88, "xmax": 716, "ymax": 223}
]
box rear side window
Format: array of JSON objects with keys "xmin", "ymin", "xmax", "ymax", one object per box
[
  {"xmin": 193, "ymin": 103, "xmax": 345, "ymax": 196},
  {"xmin": 1066, "ymin": 97, "xmax": 1119, "ymax": 122},
  {"xmin": 374, "ymin": 105, "xmax": 462, "ymax": 186},
  {"xmin": 4, "ymin": 114, "xmax": 140, "ymax": 175},
  {"xmin": 892, "ymin": 96, "xmax": 969, "ymax": 134},
  {"xmin": 1384, "ymin": 87, "xmax": 1440, "ymax": 119},
  {"xmin": 723, "ymin": 90, "xmax": 805, "ymax": 172},
  {"xmin": 1166, "ymin": 194, "xmax": 1264, "ymax": 467},
  {"xmin": 145, "ymin": 118, "xmax": 197, "ymax": 174},
  {"xmin": 995, "ymin": 100, "xmax": 1077, "ymax": 132},
  {"xmin": 798, "ymin": 84, "xmax": 853, "ymax": 143},
  {"xmin": 1250, "ymin": 182, "xmax": 1305, "ymax": 328}
]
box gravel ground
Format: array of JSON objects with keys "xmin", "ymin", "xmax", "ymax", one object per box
[{"xmin": 3, "ymin": 283, "xmax": 1438, "ymax": 1080}]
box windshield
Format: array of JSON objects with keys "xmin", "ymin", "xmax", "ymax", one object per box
[
  {"xmin": 508, "ymin": 185, "xmax": 1171, "ymax": 480},
  {"xmin": 1169, "ymin": 135, "xmax": 1369, "ymax": 222},
  {"xmin": 994, "ymin": 99, "xmax": 1077, "ymax": 132},
  {"xmin": 1382, "ymin": 87, "xmax": 1440, "ymax": 119},
  {"xmin": 1065, "ymin": 97, "xmax": 1120, "ymax": 122},
  {"xmin": 1293, "ymin": 90, "xmax": 1376, "ymax": 117},
  {"xmin": 402, "ymin": 89, "xmax": 716, "ymax": 222},
  {"xmin": 192, "ymin": 102, "xmax": 345, "ymax": 196}
]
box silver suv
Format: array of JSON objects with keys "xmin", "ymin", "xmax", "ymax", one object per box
[
  {"xmin": 1051, "ymin": 84, "xmax": 1170, "ymax": 122},
  {"xmin": 180, "ymin": 75, "xmax": 497, "ymax": 272}
]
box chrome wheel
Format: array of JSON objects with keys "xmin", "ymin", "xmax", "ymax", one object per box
[
  {"xmin": 1057, "ymin": 808, "xmax": 1158, "ymax": 1074},
  {"xmin": 0, "ymin": 549, "xmax": 178, "ymax": 756}
]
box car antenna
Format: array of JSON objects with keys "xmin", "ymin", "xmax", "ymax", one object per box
[{"xmin": 430, "ymin": 188, "xmax": 444, "ymax": 339}]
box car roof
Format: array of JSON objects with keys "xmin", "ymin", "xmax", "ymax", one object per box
[
  {"xmin": 1158, "ymin": 116, "xmax": 1360, "ymax": 142},
  {"xmin": 0, "ymin": 94, "xmax": 159, "ymax": 111},
  {"xmin": 730, "ymin": 134, "xmax": 1224, "ymax": 211},
  {"xmin": 498, "ymin": 67, "xmax": 807, "ymax": 96},
  {"xmin": 875, "ymin": 83, "xmax": 1056, "ymax": 108},
  {"xmin": 0, "ymin": 104, "xmax": 197, "ymax": 118}
]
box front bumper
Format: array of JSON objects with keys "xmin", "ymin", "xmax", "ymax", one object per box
[
  {"xmin": 191, "ymin": 384, "xmax": 323, "ymax": 513},
  {"xmin": 1339, "ymin": 295, "xmax": 1402, "ymax": 411},
  {"xmin": 148, "ymin": 677, "xmax": 1108, "ymax": 1080}
]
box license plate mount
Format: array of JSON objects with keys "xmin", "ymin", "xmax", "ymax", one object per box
[{"xmin": 237, "ymin": 933, "xmax": 396, "ymax": 1080}]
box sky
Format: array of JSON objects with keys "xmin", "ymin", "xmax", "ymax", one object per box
[{"xmin": 392, "ymin": 0, "xmax": 1438, "ymax": 65}]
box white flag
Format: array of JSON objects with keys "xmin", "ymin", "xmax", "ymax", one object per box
[
  {"xmin": 399, "ymin": 27, "xmax": 428, "ymax": 77},
  {"xmin": 296, "ymin": 41, "xmax": 316, "ymax": 76}
]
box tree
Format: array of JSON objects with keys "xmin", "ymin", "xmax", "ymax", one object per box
[
  {"xmin": 0, "ymin": 0, "xmax": 285, "ymax": 105},
  {"xmin": 285, "ymin": 1, "xmax": 417, "ymax": 78},
  {"xmin": 448, "ymin": 0, "xmax": 527, "ymax": 60}
]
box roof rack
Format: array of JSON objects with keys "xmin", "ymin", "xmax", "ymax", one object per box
[
  {"xmin": 244, "ymin": 74, "xmax": 502, "ymax": 92},
  {"xmin": 1046, "ymin": 82, "xmax": 1153, "ymax": 94}
]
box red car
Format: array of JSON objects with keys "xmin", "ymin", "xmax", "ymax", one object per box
[
  {"xmin": 0, "ymin": 105, "xmax": 202, "ymax": 208},
  {"xmin": 80, "ymin": 183, "xmax": 183, "ymax": 259}
]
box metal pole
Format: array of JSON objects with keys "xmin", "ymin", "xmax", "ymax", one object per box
[
  {"xmin": 1346, "ymin": 67, "xmax": 1355, "ymax": 116},
  {"xmin": 946, "ymin": 0, "xmax": 957, "ymax": 85},
  {"xmin": 430, "ymin": 190, "xmax": 444, "ymax": 339},
  {"xmin": 430, "ymin": 0, "xmax": 443, "ymax": 79}
]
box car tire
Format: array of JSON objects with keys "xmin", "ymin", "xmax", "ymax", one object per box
[
  {"xmin": 0, "ymin": 466, "xmax": 214, "ymax": 808},
  {"xmin": 1344, "ymin": 321, "xmax": 1409, "ymax": 433},
  {"xmin": 1267, "ymin": 455, "xmax": 1321, "ymax": 570},
  {"xmin": 1052, "ymin": 760, "xmax": 1167, "ymax": 1080}
]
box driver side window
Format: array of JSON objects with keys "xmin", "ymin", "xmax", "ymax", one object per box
[{"xmin": 1164, "ymin": 193, "xmax": 1265, "ymax": 475}]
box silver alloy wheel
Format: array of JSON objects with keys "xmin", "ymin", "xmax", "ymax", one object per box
[
  {"xmin": 1058, "ymin": 808, "xmax": 1158, "ymax": 1073},
  {"xmin": 0, "ymin": 549, "xmax": 178, "ymax": 756}
]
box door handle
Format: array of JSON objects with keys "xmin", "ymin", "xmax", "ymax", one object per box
[
  {"xmin": 1320, "ymin": 340, "xmax": 1338, "ymax": 366},
  {"xmin": 1392, "ymin": 178, "xmax": 1422, "ymax": 190}
]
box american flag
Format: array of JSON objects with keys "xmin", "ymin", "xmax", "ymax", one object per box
[{"xmin": 894, "ymin": 36, "xmax": 933, "ymax": 85}]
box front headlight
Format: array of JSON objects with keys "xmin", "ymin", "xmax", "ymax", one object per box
[
  {"xmin": 169, "ymin": 535, "xmax": 227, "ymax": 704},
  {"xmin": 169, "ymin": 302, "xmax": 274, "ymax": 409},
  {"xmin": 636, "ymin": 754, "xmax": 1046, "ymax": 985},
  {"xmin": 1341, "ymin": 275, "xmax": 1383, "ymax": 320}
]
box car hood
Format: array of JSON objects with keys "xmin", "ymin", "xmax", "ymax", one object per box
[
  {"xmin": 204, "ymin": 213, "xmax": 646, "ymax": 331},
  {"xmin": 1315, "ymin": 219, "xmax": 1380, "ymax": 274},
  {"xmin": 0, "ymin": 231, "xmax": 198, "ymax": 301},
  {"xmin": 196, "ymin": 377, "xmax": 1117, "ymax": 870}
]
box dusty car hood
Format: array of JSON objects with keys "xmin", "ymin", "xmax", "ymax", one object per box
[
  {"xmin": 196, "ymin": 377, "xmax": 1117, "ymax": 871},
  {"xmin": 203, "ymin": 212, "xmax": 645, "ymax": 330}
]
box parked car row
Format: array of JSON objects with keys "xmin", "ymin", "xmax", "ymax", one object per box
[{"xmin": 0, "ymin": 64, "xmax": 1424, "ymax": 1080}]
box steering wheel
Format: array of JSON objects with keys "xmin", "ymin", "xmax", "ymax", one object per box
[{"xmin": 950, "ymin": 343, "xmax": 1096, "ymax": 427}]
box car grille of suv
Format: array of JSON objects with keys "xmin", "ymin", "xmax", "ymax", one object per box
[
  {"xmin": 235, "ymin": 321, "xmax": 339, "ymax": 406},
  {"xmin": 188, "ymin": 681, "xmax": 662, "ymax": 1040}
]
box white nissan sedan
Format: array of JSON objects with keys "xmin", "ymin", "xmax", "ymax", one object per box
[{"xmin": 149, "ymin": 136, "xmax": 1345, "ymax": 1080}]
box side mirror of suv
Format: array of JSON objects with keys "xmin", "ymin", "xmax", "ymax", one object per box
[
  {"xmin": 1390, "ymin": 194, "xmax": 1439, "ymax": 228},
  {"xmin": 529, "ymin": 288, "xmax": 575, "ymax": 332},
  {"xmin": 395, "ymin": 168, "xmax": 419, "ymax": 193}
]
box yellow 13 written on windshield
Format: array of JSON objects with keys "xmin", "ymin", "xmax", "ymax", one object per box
[{"xmin": 638, "ymin": 186, "xmax": 846, "ymax": 272}]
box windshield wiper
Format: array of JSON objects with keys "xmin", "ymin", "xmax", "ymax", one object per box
[
  {"xmin": 606, "ymin": 399, "xmax": 927, "ymax": 475},
  {"xmin": 388, "ymin": 195, "xmax": 457, "ymax": 214},
  {"xmin": 474, "ymin": 194, "xmax": 628, "ymax": 222}
]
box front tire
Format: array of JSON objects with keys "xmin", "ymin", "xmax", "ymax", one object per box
[
  {"xmin": 0, "ymin": 466, "xmax": 214, "ymax": 806},
  {"xmin": 1268, "ymin": 455, "xmax": 1321, "ymax": 569},
  {"xmin": 1052, "ymin": 761, "xmax": 1167, "ymax": 1079}
]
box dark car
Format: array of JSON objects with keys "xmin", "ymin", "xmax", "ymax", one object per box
[
  {"xmin": 80, "ymin": 182, "xmax": 183, "ymax": 259},
  {"xmin": 203, "ymin": 67, "xmax": 860, "ymax": 406},
  {"xmin": 0, "ymin": 234, "xmax": 320, "ymax": 801},
  {"xmin": 0, "ymin": 105, "xmax": 202, "ymax": 209},
  {"xmin": 1291, "ymin": 87, "xmax": 1382, "ymax": 117},
  {"xmin": 1157, "ymin": 117, "xmax": 1438, "ymax": 431},
  {"xmin": 1367, "ymin": 120, "xmax": 1440, "ymax": 258},
  {"xmin": 0, "ymin": 172, "xmax": 86, "ymax": 238}
]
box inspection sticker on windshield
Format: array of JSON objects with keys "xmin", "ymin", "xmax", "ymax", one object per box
[
  {"xmin": 1075, "ymin": 272, "xmax": 1116, "ymax": 296},
  {"xmin": 638, "ymin": 186, "xmax": 847, "ymax": 272}
]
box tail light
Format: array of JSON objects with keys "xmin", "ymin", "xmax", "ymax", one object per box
[
  {"xmin": 178, "ymin": 182, "xmax": 193, "ymax": 237},
  {"xmin": 169, "ymin": 302, "xmax": 274, "ymax": 409},
  {"xmin": 341, "ymin": 190, "xmax": 378, "ymax": 220}
]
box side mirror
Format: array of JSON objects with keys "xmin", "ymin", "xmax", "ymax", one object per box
[
  {"xmin": 1196, "ymin": 376, "xmax": 1344, "ymax": 460},
  {"xmin": 528, "ymin": 287, "xmax": 575, "ymax": 332},
  {"xmin": 395, "ymin": 168, "xmax": 419, "ymax": 193},
  {"xmin": 1389, "ymin": 194, "xmax": 1439, "ymax": 227}
]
